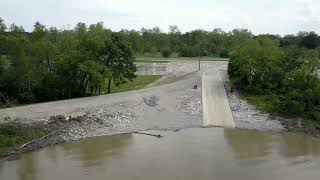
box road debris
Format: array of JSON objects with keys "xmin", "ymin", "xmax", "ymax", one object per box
[{"xmin": 133, "ymin": 131, "xmax": 163, "ymax": 138}]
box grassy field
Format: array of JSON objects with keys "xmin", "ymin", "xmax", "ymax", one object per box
[
  {"xmin": 0, "ymin": 122, "xmax": 51, "ymax": 157},
  {"xmin": 110, "ymin": 75, "xmax": 162, "ymax": 93},
  {"xmin": 245, "ymin": 95, "xmax": 278, "ymax": 114}
]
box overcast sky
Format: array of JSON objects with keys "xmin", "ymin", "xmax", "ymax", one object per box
[{"xmin": 1, "ymin": 0, "xmax": 320, "ymax": 35}]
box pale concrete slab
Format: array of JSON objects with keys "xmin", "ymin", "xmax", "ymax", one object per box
[{"xmin": 202, "ymin": 69, "xmax": 235, "ymax": 128}]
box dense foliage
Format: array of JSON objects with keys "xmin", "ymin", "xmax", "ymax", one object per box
[
  {"xmin": 0, "ymin": 18, "xmax": 136, "ymax": 105},
  {"xmin": 228, "ymin": 36, "xmax": 320, "ymax": 121},
  {"xmin": 120, "ymin": 28, "xmax": 254, "ymax": 58}
]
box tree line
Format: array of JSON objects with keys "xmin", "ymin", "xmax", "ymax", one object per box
[
  {"xmin": 119, "ymin": 26, "xmax": 320, "ymax": 58},
  {"xmin": 119, "ymin": 26, "xmax": 253, "ymax": 58}
]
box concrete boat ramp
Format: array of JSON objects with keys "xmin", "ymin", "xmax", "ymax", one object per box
[{"xmin": 202, "ymin": 68, "xmax": 235, "ymax": 128}]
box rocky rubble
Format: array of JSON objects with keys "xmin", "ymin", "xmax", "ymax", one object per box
[
  {"xmin": 58, "ymin": 97, "xmax": 146, "ymax": 141},
  {"xmin": 225, "ymin": 85, "xmax": 320, "ymax": 137},
  {"xmin": 225, "ymin": 84, "xmax": 284, "ymax": 132},
  {"xmin": 176, "ymin": 96, "xmax": 202, "ymax": 115}
]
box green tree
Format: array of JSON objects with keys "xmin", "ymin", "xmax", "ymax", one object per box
[
  {"xmin": 229, "ymin": 37, "xmax": 284, "ymax": 93},
  {"xmin": 300, "ymin": 32, "xmax": 320, "ymax": 49},
  {"xmin": 103, "ymin": 33, "xmax": 137, "ymax": 94},
  {"xmin": 161, "ymin": 48, "xmax": 172, "ymax": 58},
  {"xmin": 31, "ymin": 21, "xmax": 47, "ymax": 41},
  {"xmin": 229, "ymin": 36, "xmax": 320, "ymax": 121},
  {"xmin": 0, "ymin": 18, "xmax": 6, "ymax": 32},
  {"xmin": 9, "ymin": 23, "xmax": 24, "ymax": 33}
]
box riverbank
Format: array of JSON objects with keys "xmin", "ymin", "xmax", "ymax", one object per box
[
  {"xmin": 0, "ymin": 75, "xmax": 162, "ymax": 159},
  {"xmin": 0, "ymin": 121, "xmax": 52, "ymax": 156},
  {"xmin": 0, "ymin": 118, "xmax": 64, "ymax": 159},
  {"xmin": 225, "ymin": 83, "xmax": 320, "ymax": 137},
  {"xmin": 0, "ymin": 90, "xmax": 201, "ymax": 160},
  {"xmin": 0, "ymin": 113, "xmax": 143, "ymax": 160}
]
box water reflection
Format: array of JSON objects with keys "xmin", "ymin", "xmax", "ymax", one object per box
[
  {"xmin": 224, "ymin": 129, "xmax": 273, "ymax": 159},
  {"xmin": 224, "ymin": 129, "xmax": 320, "ymax": 160},
  {"xmin": 278, "ymin": 133, "xmax": 320, "ymax": 158},
  {"xmin": 17, "ymin": 154, "xmax": 38, "ymax": 180},
  {"xmin": 61, "ymin": 134, "xmax": 133, "ymax": 167},
  {"xmin": 45, "ymin": 146, "xmax": 59, "ymax": 165},
  {"xmin": 0, "ymin": 161, "xmax": 3, "ymax": 174}
]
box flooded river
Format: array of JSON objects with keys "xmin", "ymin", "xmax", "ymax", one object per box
[{"xmin": 1, "ymin": 128, "xmax": 320, "ymax": 180}]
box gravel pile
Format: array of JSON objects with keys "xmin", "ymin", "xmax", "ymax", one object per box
[
  {"xmin": 59, "ymin": 97, "xmax": 146, "ymax": 141},
  {"xmin": 177, "ymin": 96, "xmax": 202, "ymax": 115},
  {"xmin": 225, "ymin": 85, "xmax": 284, "ymax": 132}
]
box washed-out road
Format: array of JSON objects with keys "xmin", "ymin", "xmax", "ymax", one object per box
[{"xmin": 0, "ymin": 61, "xmax": 236, "ymax": 130}]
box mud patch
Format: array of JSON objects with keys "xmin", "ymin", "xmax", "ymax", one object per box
[{"xmin": 143, "ymin": 96, "xmax": 159, "ymax": 107}]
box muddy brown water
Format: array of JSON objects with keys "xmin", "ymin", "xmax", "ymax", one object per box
[{"xmin": 1, "ymin": 128, "xmax": 320, "ymax": 180}]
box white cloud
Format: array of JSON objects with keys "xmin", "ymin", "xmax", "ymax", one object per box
[{"xmin": 0, "ymin": 0, "xmax": 319, "ymax": 35}]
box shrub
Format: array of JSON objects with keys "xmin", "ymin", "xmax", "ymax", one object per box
[
  {"xmin": 0, "ymin": 122, "xmax": 51, "ymax": 156},
  {"xmin": 17, "ymin": 92, "xmax": 35, "ymax": 104},
  {"xmin": 161, "ymin": 48, "xmax": 172, "ymax": 58},
  {"xmin": 220, "ymin": 49, "xmax": 229, "ymax": 58},
  {"xmin": 308, "ymin": 107, "xmax": 320, "ymax": 121},
  {"xmin": 179, "ymin": 46, "xmax": 199, "ymax": 57}
]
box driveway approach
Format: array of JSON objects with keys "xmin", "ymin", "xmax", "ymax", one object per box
[{"xmin": 0, "ymin": 61, "xmax": 234, "ymax": 130}]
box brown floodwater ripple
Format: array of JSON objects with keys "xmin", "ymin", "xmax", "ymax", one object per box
[{"xmin": 1, "ymin": 128, "xmax": 320, "ymax": 180}]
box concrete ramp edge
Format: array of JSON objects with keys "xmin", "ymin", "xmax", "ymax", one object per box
[{"xmin": 202, "ymin": 70, "xmax": 235, "ymax": 128}]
